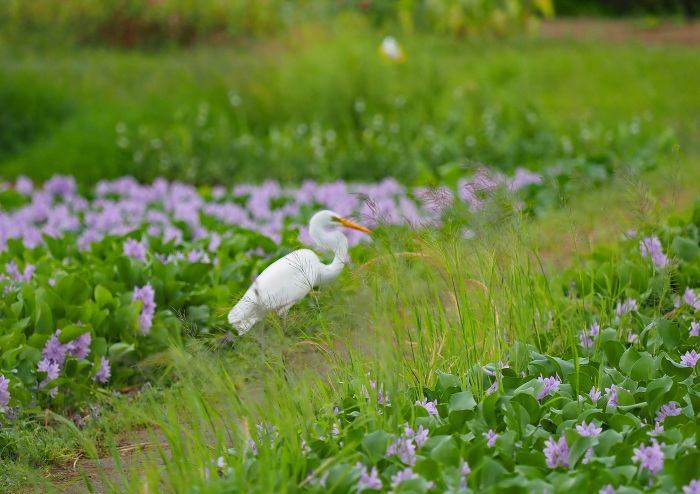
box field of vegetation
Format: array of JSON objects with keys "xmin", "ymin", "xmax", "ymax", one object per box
[{"xmin": 1, "ymin": 1, "xmax": 700, "ymax": 493}]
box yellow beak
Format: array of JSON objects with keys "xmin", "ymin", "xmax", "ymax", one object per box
[{"xmin": 339, "ymin": 217, "xmax": 374, "ymax": 235}]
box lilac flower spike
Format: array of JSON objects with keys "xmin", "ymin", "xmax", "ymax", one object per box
[
  {"xmin": 589, "ymin": 386, "xmax": 602, "ymax": 401},
  {"xmin": 133, "ymin": 283, "xmax": 156, "ymax": 334},
  {"xmin": 605, "ymin": 384, "xmax": 618, "ymax": 407},
  {"xmin": 0, "ymin": 374, "xmax": 10, "ymax": 408},
  {"xmin": 356, "ymin": 462, "xmax": 383, "ymax": 492},
  {"xmin": 414, "ymin": 426, "xmax": 429, "ymax": 448},
  {"xmin": 655, "ymin": 402, "xmax": 681, "ymax": 423},
  {"xmin": 639, "ymin": 236, "xmax": 668, "ymax": 268},
  {"xmin": 484, "ymin": 429, "xmax": 498, "ymax": 447},
  {"xmin": 37, "ymin": 358, "xmax": 60, "ymax": 397},
  {"xmin": 690, "ymin": 321, "xmax": 700, "ymax": 337},
  {"xmin": 415, "ymin": 397, "xmax": 439, "ymax": 416},
  {"xmin": 93, "ymin": 356, "xmax": 111, "ymax": 383},
  {"xmin": 543, "ymin": 436, "xmax": 569, "ymax": 469},
  {"xmin": 683, "ymin": 288, "xmax": 700, "ymax": 310},
  {"xmin": 123, "ymin": 238, "xmax": 148, "ymax": 261},
  {"xmin": 683, "ymin": 480, "xmax": 700, "ymax": 494},
  {"xmin": 576, "ymin": 421, "xmax": 602, "ymax": 437},
  {"xmin": 631, "ymin": 439, "xmax": 665, "ymax": 475},
  {"xmin": 459, "ymin": 459, "xmax": 471, "ymax": 489},
  {"xmin": 615, "ymin": 298, "xmax": 638, "ymax": 320},
  {"xmin": 537, "ymin": 374, "xmax": 561, "ymax": 401},
  {"xmin": 599, "ymin": 485, "xmax": 617, "ymax": 494},
  {"xmin": 681, "ymin": 350, "xmax": 700, "ymax": 368},
  {"xmin": 390, "ymin": 468, "xmax": 418, "ymax": 490},
  {"xmin": 367, "ymin": 380, "xmax": 388, "ymax": 405}
]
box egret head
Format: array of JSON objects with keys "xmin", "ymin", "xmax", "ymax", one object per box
[{"xmin": 310, "ymin": 210, "xmax": 374, "ymax": 235}]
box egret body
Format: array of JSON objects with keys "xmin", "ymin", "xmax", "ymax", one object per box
[{"xmin": 228, "ymin": 210, "xmax": 373, "ymax": 334}]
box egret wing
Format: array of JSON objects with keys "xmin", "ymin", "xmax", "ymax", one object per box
[{"xmin": 228, "ymin": 249, "xmax": 321, "ymax": 334}]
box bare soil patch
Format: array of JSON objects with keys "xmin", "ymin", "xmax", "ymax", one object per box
[{"xmin": 541, "ymin": 18, "xmax": 700, "ymax": 46}]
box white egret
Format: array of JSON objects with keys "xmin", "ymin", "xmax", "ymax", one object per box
[{"xmin": 228, "ymin": 210, "xmax": 373, "ymax": 335}]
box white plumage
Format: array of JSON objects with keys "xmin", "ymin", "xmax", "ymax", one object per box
[{"xmin": 228, "ymin": 210, "xmax": 373, "ymax": 334}]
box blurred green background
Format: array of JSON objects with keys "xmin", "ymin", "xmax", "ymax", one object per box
[{"xmin": 1, "ymin": 0, "xmax": 698, "ymax": 185}]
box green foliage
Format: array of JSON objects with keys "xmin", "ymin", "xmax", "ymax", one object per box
[
  {"xmin": 1, "ymin": 33, "xmax": 692, "ymax": 185},
  {"xmin": 0, "ymin": 0, "xmax": 552, "ymax": 49}
]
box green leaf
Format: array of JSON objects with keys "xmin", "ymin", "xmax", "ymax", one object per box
[
  {"xmin": 630, "ymin": 355, "xmax": 654, "ymax": 381},
  {"xmin": 43, "ymin": 234, "xmax": 67, "ymax": 259},
  {"xmin": 109, "ymin": 342, "xmax": 135, "ymax": 361},
  {"xmin": 671, "ymin": 236, "xmax": 700, "ymax": 263},
  {"xmin": 657, "ymin": 319, "xmax": 680, "ymax": 351},
  {"xmin": 94, "ymin": 285, "xmax": 113, "ymax": 310},
  {"xmin": 361, "ymin": 430, "xmax": 388, "ymax": 463},
  {"xmin": 619, "ymin": 347, "xmax": 641, "ymax": 374},
  {"xmin": 64, "ymin": 358, "xmax": 78, "ymax": 378},
  {"xmin": 661, "ymin": 355, "xmax": 694, "ymax": 380},
  {"xmin": 568, "ymin": 435, "xmax": 598, "ymax": 468},
  {"xmin": 182, "ymin": 262, "xmax": 214, "ymax": 284},
  {"xmin": 430, "ymin": 437, "xmax": 459, "ymax": 466},
  {"xmin": 448, "ymin": 391, "xmax": 477, "ymax": 431},
  {"xmin": 666, "ymin": 451, "xmax": 700, "ymax": 489},
  {"xmin": 602, "ymin": 340, "xmax": 625, "ymax": 368},
  {"xmin": 58, "ymin": 324, "xmax": 90, "ymax": 344},
  {"xmin": 55, "ymin": 275, "xmax": 90, "ymax": 305},
  {"xmin": 646, "ymin": 376, "xmax": 674, "ymax": 416},
  {"xmin": 34, "ymin": 300, "xmax": 53, "ymax": 334}
]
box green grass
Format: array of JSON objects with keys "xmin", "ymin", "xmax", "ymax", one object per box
[
  {"xmin": 3, "ymin": 158, "xmax": 698, "ymax": 492},
  {"xmin": 1, "ymin": 24, "xmax": 697, "ymax": 184}
]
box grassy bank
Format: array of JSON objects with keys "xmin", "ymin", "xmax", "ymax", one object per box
[{"xmin": 1, "ymin": 25, "xmax": 696, "ymax": 185}]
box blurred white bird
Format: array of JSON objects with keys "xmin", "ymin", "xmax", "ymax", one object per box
[
  {"xmin": 228, "ymin": 210, "xmax": 373, "ymax": 334},
  {"xmin": 380, "ymin": 36, "xmax": 405, "ymax": 63}
]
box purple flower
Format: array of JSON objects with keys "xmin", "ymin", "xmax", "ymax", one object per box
[
  {"xmin": 579, "ymin": 332, "xmax": 594, "ymax": 348},
  {"xmin": 15, "ymin": 176, "xmax": 33, "ymax": 196},
  {"xmin": 93, "ymin": 356, "xmax": 111, "ymax": 383},
  {"xmin": 356, "ymin": 462, "xmax": 383, "ymax": 492},
  {"xmin": 0, "ymin": 375, "xmax": 10, "ymax": 408},
  {"xmin": 589, "ymin": 386, "xmax": 602, "ymax": 401},
  {"xmin": 246, "ymin": 438, "xmax": 258, "ymax": 456},
  {"xmin": 576, "ymin": 421, "xmax": 602, "ymax": 437},
  {"xmin": 543, "ymin": 436, "xmax": 569, "ymax": 469},
  {"xmin": 307, "ymin": 470, "xmax": 329, "ymax": 488},
  {"xmin": 403, "ymin": 423, "xmax": 429, "ymax": 448},
  {"xmin": 683, "ymin": 288, "xmax": 700, "ymax": 310},
  {"xmin": 486, "ymin": 380, "xmax": 499, "ymax": 395},
  {"xmin": 484, "ymin": 429, "xmax": 498, "ymax": 448},
  {"xmin": 615, "ymin": 298, "xmax": 638, "ymax": 319},
  {"xmin": 43, "ymin": 330, "xmax": 68, "ymax": 367},
  {"xmin": 655, "ymin": 402, "xmax": 681, "ymax": 423},
  {"xmin": 628, "ymin": 331, "xmax": 639, "ymax": 343},
  {"xmin": 681, "ymin": 350, "xmax": 700, "ymax": 367},
  {"xmin": 123, "ymin": 238, "xmax": 148, "ymax": 261},
  {"xmin": 590, "ymin": 321, "xmax": 600, "ymax": 336},
  {"xmin": 599, "ymin": 485, "xmax": 617, "ymax": 494},
  {"xmin": 537, "ymin": 374, "xmax": 561, "ymax": 401},
  {"xmin": 67, "ymin": 332, "xmax": 92, "ymax": 359},
  {"xmin": 459, "ymin": 459, "xmax": 471, "ymax": 489},
  {"xmin": 650, "ymin": 422, "xmax": 664, "ymax": 435},
  {"xmin": 606, "ymin": 384, "xmax": 618, "ymax": 407},
  {"xmin": 632, "ymin": 439, "xmax": 665, "ymax": 475},
  {"xmin": 133, "ymin": 283, "xmax": 156, "ymax": 335},
  {"xmin": 390, "ymin": 468, "xmax": 418, "ymax": 490},
  {"xmin": 640, "ymin": 236, "xmax": 668, "ymax": 268},
  {"xmin": 690, "ymin": 321, "xmax": 699, "ymax": 337},
  {"xmin": 415, "ymin": 397, "xmax": 439, "ymax": 416},
  {"xmin": 37, "ymin": 358, "xmax": 60, "ymax": 397},
  {"xmin": 367, "ymin": 380, "xmax": 388, "ymax": 405},
  {"xmin": 683, "ymin": 480, "xmax": 700, "ymax": 494},
  {"xmin": 386, "ymin": 436, "xmax": 416, "ymax": 465},
  {"xmin": 300, "ymin": 439, "xmax": 311, "ymax": 456}
]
